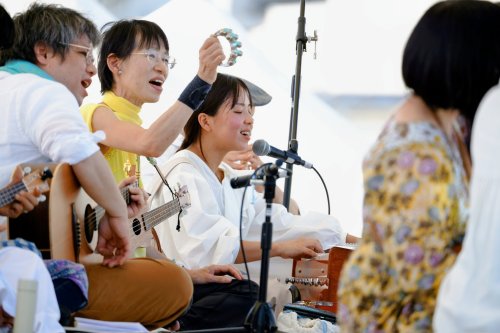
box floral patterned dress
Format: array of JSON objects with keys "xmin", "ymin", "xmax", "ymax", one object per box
[{"xmin": 338, "ymin": 120, "xmax": 469, "ymax": 333}]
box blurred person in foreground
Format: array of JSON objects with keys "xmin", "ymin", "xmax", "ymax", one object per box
[{"xmin": 337, "ymin": 1, "xmax": 500, "ymax": 331}]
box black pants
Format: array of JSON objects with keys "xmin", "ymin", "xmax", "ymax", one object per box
[
  {"xmin": 177, "ymin": 279, "xmax": 259, "ymax": 331},
  {"xmin": 53, "ymin": 278, "xmax": 87, "ymax": 325}
]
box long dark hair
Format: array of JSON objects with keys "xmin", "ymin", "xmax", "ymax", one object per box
[{"xmin": 179, "ymin": 73, "xmax": 253, "ymax": 151}]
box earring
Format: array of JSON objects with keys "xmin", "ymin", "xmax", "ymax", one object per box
[{"xmin": 118, "ymin": 69, "xmax": 123, "ymax": 75}]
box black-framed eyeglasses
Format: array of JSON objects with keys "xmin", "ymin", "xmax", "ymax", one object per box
[{"xmin": 131, "ymin": 49, "xmax": 176, "ymax": 69}]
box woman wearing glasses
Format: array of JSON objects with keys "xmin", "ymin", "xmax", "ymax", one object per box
[
  {"xmin": 81, "ymin": 19, "xmax": 224, "ymax": 185},
  {"xmin": 80, "ymin": 20, "xmax": 259, "ymax": 331}
]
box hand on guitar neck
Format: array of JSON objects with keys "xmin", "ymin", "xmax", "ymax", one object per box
[
  {"xmin": 0, "ymin": 166, "xmax": 51, "ymax": 220},
  {"xmin": 118, "ymin": 176, "xmax": 150, "ymax": 219},
  {"xmin": 94, "ymin": 176, "xmax": 149, "ymax": 265},
  {"xmin": 75, "ymin": 175, "xmax": 191, "ymax": 264}
]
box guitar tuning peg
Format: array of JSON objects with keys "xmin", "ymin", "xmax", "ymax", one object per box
[
  {"xmin": 23, "ymin": 166, "xmax": 32, "ymax": 175},
  {"xmin": 41, "ymin": 167, "xmax": 53, "ymax": 180},
  {"xmin": 38, "ymin": 194, "xmax": 46, "ymax": 203}
]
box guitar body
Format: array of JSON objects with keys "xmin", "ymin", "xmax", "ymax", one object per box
[
  {"xmin": 73, "ymin": 191, "xmax": 160, "ymax": 261},
  {"xmin": 9, "ymin": 163, "xmax": 190, "ymax": 264},
  {"xmin": 8, "ymin": 163, "xmax": 82, "ymax": 261}
]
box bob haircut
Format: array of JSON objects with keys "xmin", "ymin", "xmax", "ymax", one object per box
[
  {"xmin": 180, "ymin": 73, "xmax": 254, "ymax": 151},
  {"xmin": 402, "ymin": 0, "xmax": 500, "ymax": 122},
  {"xmin": 99, "ymin": 19, "xmax": 169, "ymax": 93},
  {"xmin": 1, "ymin": 3, "xmax": 100, "ymax": 66}
]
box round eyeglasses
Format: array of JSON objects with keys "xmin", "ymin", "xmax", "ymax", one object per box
[{"xmin": 132, "ymin": 50, "xmax": 176, "ymax": 69}]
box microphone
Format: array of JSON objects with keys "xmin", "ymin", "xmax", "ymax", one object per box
[
  {"xmin": 230, "ymin": 164, "xmax": 288, "ymax": 189},
  {"xmin": 252, "ymin": 139, "xmax": 313, "ymax": 169}
]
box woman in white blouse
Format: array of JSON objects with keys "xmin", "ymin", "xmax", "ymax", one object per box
[{"xmin": 149, "ymin": 73, "xmax": 357, "ymax": 270}]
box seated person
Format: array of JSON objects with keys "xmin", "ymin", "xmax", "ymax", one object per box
[
  {"xmin": 78, "ymin": 18, "xmax": 258, "ymax": 330},
  {"xmin": 148, "ymin": 73, "xmax": 358, "ymax": 272},
  {"xmin": 0, "ymin": 160, "xmax": 62, "ymax": 332},
  {"xmin": 0, "ymin": 4, "xmax": 193, "ymax": 329}
]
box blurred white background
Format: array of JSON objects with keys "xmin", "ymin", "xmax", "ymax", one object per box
[{"xmin": 2, "ymin": 0, "xmax": 446, "ymax": 236}]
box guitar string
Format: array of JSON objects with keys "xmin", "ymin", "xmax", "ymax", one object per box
[
  {"xmin": 83, "ymin": 199, "xmax": 179, "ymax": 231},
  {"xmin": 0, "ymin": 182, "xmax": 27, "ymax": 205},
  {"xmin": 80, "ymin": 185, "xmax": 132, "ymax": 224},
  {"xmin": 85, "ymin": 202, "xmax": 181, "ymax": 249},
  {"xmin": 84, "ymin": 199, "xmax": 181, "ymax": 236},
  {"xmin": 79, "ymin": 183, "xmax": 183, "ymax": 238}
]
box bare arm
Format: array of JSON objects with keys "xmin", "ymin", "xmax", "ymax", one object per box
[
  {"xmin": 91, "ymin": 37, "xmax": 224, "ymax": 157},
  {"xmin": 72, "ymin": 152, "xmax": 130, "ymax": 267},
  {"xmin": 186, "ymin": 264, "xmax": 244, "ymax": 284},
  {"xmin": 235, "ymin": 238, "xmax": 323, "ymax": 263},
  {"xmin": 346, "ymin": 233, "xmax": 361, "ymax": 244},
  {"xmin": 272, "ymin": 186, "xmax": 300, "ymax": 215}
]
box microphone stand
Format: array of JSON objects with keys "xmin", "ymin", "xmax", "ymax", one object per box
[
  {"xmin": 182, "ymin": 164, "xmax": 282, "ymax": 333},
  {"xmin": 244, "ymin": 164, "xmax": 279, "ymax": 333},
  {"xmin": 283, "ymin": 0, "xmax": 317, "ymax": 210}
]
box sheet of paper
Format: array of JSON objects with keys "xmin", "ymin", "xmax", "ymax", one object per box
[{"xmin": 67, "ymin": 317, "xmax": 149, "ymax": 332}]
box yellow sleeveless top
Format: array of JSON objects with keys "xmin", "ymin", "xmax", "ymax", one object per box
[{"xmin": 80, "ymin": 91, "xmax": 143, "ymax": 186}]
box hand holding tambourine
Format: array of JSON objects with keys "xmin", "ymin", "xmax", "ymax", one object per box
[{"xmin": 214, "ymin": 28, "xmax": 242, "ymax": 67}]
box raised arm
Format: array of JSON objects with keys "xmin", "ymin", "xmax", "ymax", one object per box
[
  {"xmin": 90, "ymin": 37, "xmax": 224, "ymax": 157},
  {"xmin": 235, "ymin": 238, "xmax": 323, "ymax": 263}
]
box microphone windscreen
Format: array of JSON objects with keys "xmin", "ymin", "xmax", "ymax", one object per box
[{"xmin": 253, "ymin": 139, "xmax": 270, "ymax": 156}]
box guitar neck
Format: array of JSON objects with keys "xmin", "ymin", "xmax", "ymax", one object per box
[
  {"xmin": 0, "ymin": 182, "xmax": 27, "ymax": 207},
  {"xmin": 142, "ymin": 198, "xmax": 181, "ymax": 230},
  {"xmin": 121, "ymin": 185, "xmax": 132, "ymax": 204}
]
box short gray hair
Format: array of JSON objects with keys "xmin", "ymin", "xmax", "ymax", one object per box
[{"xmin": 2, "ymin": 3, "xmax": 100, "ymax": 64}]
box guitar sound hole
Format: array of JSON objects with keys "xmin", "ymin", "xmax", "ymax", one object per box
[
  {"xmin": 132, "ymin": 218, "xmax": 141, "ymax": 236},
  {"xmin": 84, "ymin": 205, "xmax": 97, "ymax": 243}
]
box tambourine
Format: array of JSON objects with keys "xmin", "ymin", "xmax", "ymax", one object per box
[{"xmin": 214, "ymin": 28, "xmax": 242, "ymax": 67}]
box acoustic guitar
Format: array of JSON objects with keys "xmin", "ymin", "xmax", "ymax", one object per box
[
  {"xmin": 0, "ymin": 166, "xmax": 52, "ymax": 207},
  {"xmin": 73, "ymin": 183, "xmax": 190, "ymax": 263},
  {"xmin": 9, "ymin": 164, "xmax": 78, "ymax": 260},
  {"xmin": 9, "ymin": 164, "xmax": 190, "ymax": 264}
]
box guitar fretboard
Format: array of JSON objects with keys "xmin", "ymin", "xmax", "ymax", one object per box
[
  {"xmin": 85, "ymin": 185, "xmax": 133, "ymax": 225},
  {"xmin": 0, "ymin": 182, "xmax": 27, "ymax": 207},
  {"xmin": 142, "ymin": 198, "xmax": 181, "ymax": 230}
]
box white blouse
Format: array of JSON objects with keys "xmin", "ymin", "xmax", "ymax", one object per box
[
  {"xmin": 148, "ymin": 150, "xmax": 345, "ymax": 269},
  {"xmin": 434, "ymin": 84, "xmax": 500, "ymax": 332},
  {"xmin": 0, "ymin": 72, "xmax": 102, "ymax": 187}
]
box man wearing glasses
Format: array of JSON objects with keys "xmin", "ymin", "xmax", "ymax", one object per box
[{"xmin": 0, "ymin": 3, "xmax": 203, "ymax": 330}]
